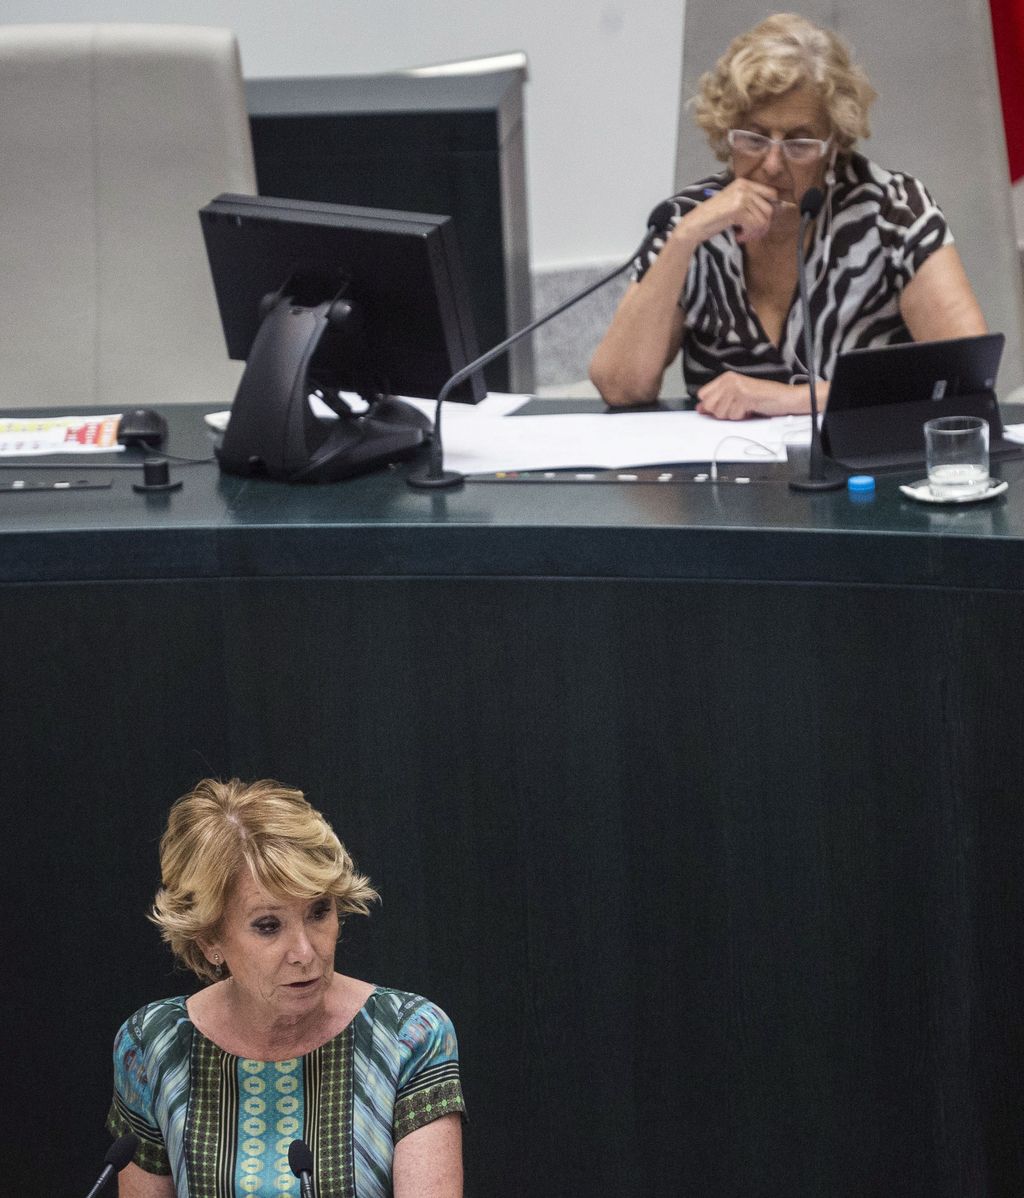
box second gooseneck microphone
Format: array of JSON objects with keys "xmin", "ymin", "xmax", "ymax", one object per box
[
  {"xmin": 289, "ymin": 1138, "xmax": 317, "ymax": 1198},
  {"xmin": 789, "ymin": 186, "xmax": 844, "ymax": 492},
  {"xmin": 82, "ymin": 1134, "xmax": 139, "ymax": 1198}
]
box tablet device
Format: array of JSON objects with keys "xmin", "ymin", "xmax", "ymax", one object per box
[{"xmin": 821, "ymin": 334, "xmax": 1018, "ymax": 471}]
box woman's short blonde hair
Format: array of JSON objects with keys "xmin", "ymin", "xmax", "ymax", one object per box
[
  {"xmin": 694, "ymin": 13, "xmax": 877, "ymax": 161},
  {"xmin": 150, "ymin": 778, "xmax": 379, "ymax": 982}
]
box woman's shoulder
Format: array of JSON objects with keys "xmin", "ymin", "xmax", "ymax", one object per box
[
  {"xmin": 112, "ymin": 996, "xmax": 195, "ymax": 1103},
  {"xmin": 116, "ymin": 995, "xmax": 192, "ymax": 1050},
  {"xmin": 364, "ymin": 986, "xmax": 457, "ymax": 1038},
  {"xmin": 356, "ymin": 988, "xmax": 461, "ymax": 1081},
  {"xmin": 838, "ymin": 152, "xmax": 942, "ymax": 213}
]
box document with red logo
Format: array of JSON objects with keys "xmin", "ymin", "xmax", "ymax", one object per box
[{"xmin": 0, "ymin": 414, "xmax": 125, "ymax": 455}]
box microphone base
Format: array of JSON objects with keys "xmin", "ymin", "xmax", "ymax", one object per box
[
  {"xmin": 407, "ymin": 467, "xmax": 465, "ymax": 490},
  {"xmin": 788, "ymin": 468, "xmax": 846, "ymax": 493},
  {"xmin": 786, "ymin": 441, "xmax": 846, "ymax": 492}
]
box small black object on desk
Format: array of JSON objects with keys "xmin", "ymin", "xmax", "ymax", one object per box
[
  {"xmin": 117, "ymin": 407, "xmax": 168, "ymax": 447},
  {"xmin": 132, "ymin": 457, "xmax": 182, "ymax": 493}
]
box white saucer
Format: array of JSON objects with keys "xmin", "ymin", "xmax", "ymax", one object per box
[{"xmin": 899, "ymin": 478, "xmax": 1008, "ymax": 505}]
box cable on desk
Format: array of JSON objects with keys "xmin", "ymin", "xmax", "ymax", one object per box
[
  {"xmin": 709, "ymin": 434, "xmax": 780, "ymax": 481},
  {"xmin": 0, "ymin": 453, "xmax": 213, "ymax": 469}
]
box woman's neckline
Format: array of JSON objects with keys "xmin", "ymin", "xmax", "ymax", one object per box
[
  {"xmin": 737, "ymin": 216, "xmax": 824, "ymax": 352},
  {"xmin": 182, "ymin": 980, "xmax": 378, "ymax": 1062}
]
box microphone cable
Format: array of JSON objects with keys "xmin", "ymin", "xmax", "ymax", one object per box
[{"xmin": 0, "ymin": 455, "xmax": 213, "ymax": 470}]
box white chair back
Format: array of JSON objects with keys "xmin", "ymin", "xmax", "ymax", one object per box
[{"xmin": 0, "ymin": 24, "xmax": 256, "ymax": 408}]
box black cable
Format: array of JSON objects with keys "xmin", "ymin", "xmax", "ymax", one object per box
[
  {"xmin": 0, "ymin": 461, "xmax": 146, "ymax": 470},
  {"xmin": 0, "ymin": 452, "xmax": 213, "ymax": 469},
  {"xmin": 142, "ymin": 449, "xmax": 216, "ymax": 465}
]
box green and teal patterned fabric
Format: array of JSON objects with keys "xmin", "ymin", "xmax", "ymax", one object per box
[{"xmin": 108, "ymin": 988, "xmax": 464, "ymax": 1198}]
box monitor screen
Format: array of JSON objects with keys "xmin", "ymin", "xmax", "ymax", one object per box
[{"xmin": 199, "ymin": 193, "xmax": 485, "ymax": 482}]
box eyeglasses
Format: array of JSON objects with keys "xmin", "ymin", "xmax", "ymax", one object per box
[{"xmin": 727, "ymin": 129, "xmax": 832, "ymax": 164}]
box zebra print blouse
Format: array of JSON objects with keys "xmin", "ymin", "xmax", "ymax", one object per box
[{"xmin": 632, "ymin": 152, "xmax": 953, "ymax": 392}]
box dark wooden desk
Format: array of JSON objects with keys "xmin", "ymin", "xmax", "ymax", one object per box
[{"xmin": 4, "ymin": 406, "xmax": 1024, "ymax": 1197}]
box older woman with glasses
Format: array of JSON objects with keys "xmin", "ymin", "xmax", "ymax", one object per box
[{"xmin": 589, "ymin": 12, "xmax": 987, "ymax": 419}]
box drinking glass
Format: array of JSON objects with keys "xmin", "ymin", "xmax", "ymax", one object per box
[{"xmin": 924, "ymin": 416, "xmax": 989, "ymax": 499}]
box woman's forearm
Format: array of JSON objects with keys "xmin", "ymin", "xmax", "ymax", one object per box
[{"xmin": 588, "ymin": 233, "xmax": 696, "ymax": 405}]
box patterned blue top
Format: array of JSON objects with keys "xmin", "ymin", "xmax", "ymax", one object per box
[{"xmin": 107, "ymin": 988, "xmax": 465, "ymax": 1198}]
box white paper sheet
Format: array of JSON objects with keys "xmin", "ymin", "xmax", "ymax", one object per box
[{"xmin": 401, "ymin": 395, "xmax": 812, "ymax": 474}]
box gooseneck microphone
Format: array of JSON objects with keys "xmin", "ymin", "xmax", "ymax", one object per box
[
  {"xmin": 288, "ymin": 1138, "xmax": 317, "ymax": 1198},
  {"xmin": 789, "ymin": 186, "xmax": 844, "ymax": 492},
  {"xmin": 407, "ymin": 203, "xmax": 675, "ymax": 490},
  {"xmin": 82, "ymin": 1133, "xmax": 139, "ymax": 1198}
]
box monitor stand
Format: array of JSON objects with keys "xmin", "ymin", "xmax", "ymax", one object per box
[{"xmin": 216, "ymin": 293, "xmax": 428, "ymax": 483}]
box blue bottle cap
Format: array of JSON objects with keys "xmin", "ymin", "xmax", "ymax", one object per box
[{"xmin": 847, "ymin": 474, "xmax": 875, "ymax": 494}]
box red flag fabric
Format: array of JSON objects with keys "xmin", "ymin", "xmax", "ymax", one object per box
[{"xmin": 990, "ymin": 0, "xmax": 1024, "ymax": 181}]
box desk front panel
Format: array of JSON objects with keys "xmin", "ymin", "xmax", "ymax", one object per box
[{"xmin": 4, "ymin": 570, "xmax": 1023, "ymax": 1196}]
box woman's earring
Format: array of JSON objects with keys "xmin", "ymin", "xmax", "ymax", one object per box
[
  {"xmin": 212, "ymin": 953, "xmax": 224, "ymax": 979},
  {"xmin": 824, "ymin": 148, "xmax": 837, "ymax": 188}
]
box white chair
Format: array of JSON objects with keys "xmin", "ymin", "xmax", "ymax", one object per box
[{"xmin": 0, "ymin": 24, "xmax": 256, "ymax": 409}]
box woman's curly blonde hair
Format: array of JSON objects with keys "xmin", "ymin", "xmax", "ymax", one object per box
[
  {"xmin": 694, "ymin": 13, "xmax": 876, "ymax": 161},
  {"xmin": 150, "ymin": 778, "xmax": 379, "ymax": 982}
]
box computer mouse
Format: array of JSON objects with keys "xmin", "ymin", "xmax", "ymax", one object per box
[{"xmin": 117, "ymin": 408, "xmax": 168, "ymax": 447}]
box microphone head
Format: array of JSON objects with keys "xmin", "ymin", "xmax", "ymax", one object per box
[
  {"xmin": 288, "ymin": 1139, "xmax": 314, "ymax": 1177},
  {"xmin": 645, "ymin": 199, "xmax": 676, "ymax": 231},
  {"xmin": 104, "ymin": 1134, "xmax": 139, "ymax": 1172},
  {"xmin": 800, "ymin": 187, "xmax": 825, "ymax": 219}
]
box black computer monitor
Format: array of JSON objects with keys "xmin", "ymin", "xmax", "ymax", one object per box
[{"xmin": 199, "ymin": 193, "xmax": 485, "ymax": 482}]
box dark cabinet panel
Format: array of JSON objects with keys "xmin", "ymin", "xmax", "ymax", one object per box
[{"xmin": 247, "ymin": 69, "xmax": 534, "ymax": 395}]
